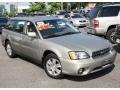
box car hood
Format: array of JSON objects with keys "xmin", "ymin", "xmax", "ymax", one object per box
[{"xmin": 47, "ymin": 33, "xmax": 111, "ymax": 54}]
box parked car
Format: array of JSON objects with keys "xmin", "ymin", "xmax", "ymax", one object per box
[
  {"xmin": 0, "ymin": 15, "xmax": 8, "ymax": 34},
  {"xmin": 55, "ymin": 10, "xmax": 67, "ymax": 19},
  {"xmin": 31, "ymin": 12, "xmax": 46, "ymax": 16},
  {"xmin": 72, "ymin": 10, "xmax": 80, "ymax": 14},
  {"xmin": 1, "ymin": 16, "xmax": 116, "ymax": 79},
  {"xmin": 15, "ymin": 13, "xmax": 28, "ymax": 17},
  {"xmin": 64, "ymin": 13, "xmax": 88, "ymax": 27},
  {"xmin": 87, "ymin": 3, "xmax": 120, "ymax": 43}
]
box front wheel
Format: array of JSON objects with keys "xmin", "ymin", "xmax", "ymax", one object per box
[
  {"xmin": 44, "ymin": 53, "xmax": 63, "ymax": 79},
  {"xmin": 5, "ymin": 41, "xmax": 16, "ymax": 58}
]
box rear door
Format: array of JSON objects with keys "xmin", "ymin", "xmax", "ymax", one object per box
[{"xmin": 5, "ymin": 20, "xmax": 26, "ymax": 53}]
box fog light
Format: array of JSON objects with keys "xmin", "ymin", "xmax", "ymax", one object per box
[{"xmin": 78, "ymin": 68, "xmax": 84, "ymax": 74}]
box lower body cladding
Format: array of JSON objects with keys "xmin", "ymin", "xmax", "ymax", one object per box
[{"xmin": 60, "ymin": 50, "xmax": 116, "ymax": 76}]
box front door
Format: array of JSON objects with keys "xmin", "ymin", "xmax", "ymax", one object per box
[{"xmin": 21, "ymin": 21, "xmax": 40, "ymax": 60}]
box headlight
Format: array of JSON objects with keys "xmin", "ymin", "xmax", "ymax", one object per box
[{"xmin": 68, "ymin": 51, "xmax": 90, "ymax": 60}]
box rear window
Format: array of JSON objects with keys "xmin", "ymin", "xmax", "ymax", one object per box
[
  {"xmin": 98, "ymin": 6, "xmax": 120, "ymax": 17},
  {"xmin": 88, "ymin": 6, "xmax": 102, "ymax": 19},
  {"xmin": 5, "ymin": 20, "xmax": 25, "ymax": 33}
]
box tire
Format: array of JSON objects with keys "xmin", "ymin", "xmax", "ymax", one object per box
[
  {"xmin": 43, "ymin": 53, "xmax": 63, "ymax": 79},
  {"xmin": 5, "ymin": 41, "xmax": 16, "ymax": 58},
  {"xmin": 106, "ymin": 28, "xmax": 116, "ymax": 44}
]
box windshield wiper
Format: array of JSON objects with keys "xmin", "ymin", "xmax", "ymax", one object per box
[
  {"xmin": 44, "ymin": 34, "xmax": 61, "ymax": 39},
  {"xmin": 61, "ymin": 32, "xmax": 80, "ymax": 36},
  {"xmin": 44, "ymin": 32, "xmax": 80, "ymax": 39}
]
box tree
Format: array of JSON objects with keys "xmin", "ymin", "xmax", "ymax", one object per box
[
  {"xmin": 48, "ymin": 2, "xmax": 61, "ymax": 14},
  {"xmin": 3, "ymin": 9, "xmax": 9, "ymax": 16},
  {"xmin": 63, "ymin": 2, "xmax": 89, "ymax": 11},
  {"xmin": 49, "ymin": 2, "xmax": 61, "ymax": 10},
  {"xmin": 28, "ymin": 2, "xmax": 46, "ymax": 13}
]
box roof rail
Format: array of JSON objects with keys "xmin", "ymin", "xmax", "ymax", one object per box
[{"xmin": 96, "ymin": 2, "xmax": 120, "ymax": 7}]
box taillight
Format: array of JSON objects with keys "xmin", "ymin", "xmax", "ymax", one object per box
[{"xmin": 93, "ymin": 20, "xmax": 99, "ymax": 28}]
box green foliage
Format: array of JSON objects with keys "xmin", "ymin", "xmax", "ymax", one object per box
[
  {"xmin": 49, "ymin": 2, "xmax": 61, "ymax": 9},
  {"xmin": 28, "ymin": 2, "xmax": 46, "ymax": 13},
  {"xmin": 27, "ymin": 2, "xmax": 100, "ymax": 14},
  {"xmin": 70, "ymin": 2, "xmax": 89, "ymax": 10},
  {"xmin": 3, "ymin": 9, "xmax": 9, "ymax": 16},
  {"xmin": 3, "ymin": 9, "xmax": 13, "ymax": 18},
  {"xmin": 48, "ymin": 2, "xmax": 61, "ymax": 14}
]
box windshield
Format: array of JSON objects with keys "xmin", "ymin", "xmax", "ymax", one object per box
[
  {"xmin": 71, "ymin": 14, "xmax": 83, "ymax": 18},
  {"xmin": 36, "ymin": 19, "xmax": 80, "ymax": 39}
]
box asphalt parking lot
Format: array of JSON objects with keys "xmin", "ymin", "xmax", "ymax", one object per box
[{"xmin": 0, "ymin": 28, "xmax": 120, "ymax": 88}]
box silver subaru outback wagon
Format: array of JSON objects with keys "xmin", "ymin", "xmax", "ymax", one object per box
[{"xmin": 1, "ymin": 16, "xmax": 116, "ymax": 79}]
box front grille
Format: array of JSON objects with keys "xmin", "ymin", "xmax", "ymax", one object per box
[
  {"xmin": 92, "ymin": 48, "xmax": 110, "ymax": 58},
  {"xmin": 79, "ymin": 20, "xmax": 86, "ymax": 22}
]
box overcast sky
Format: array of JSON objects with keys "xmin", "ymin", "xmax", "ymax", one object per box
[
  {"xmin": 0, "ymin": 2, "xmax": 30, "ymax": 12},
  {"xmin": 0, "ymin": 2, "xmax": 30, "ymax": 7}
]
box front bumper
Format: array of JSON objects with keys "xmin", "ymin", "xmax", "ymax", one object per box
[{"xmin": 60, "ymin": 50, "xmax": 116, "ymax": 76}]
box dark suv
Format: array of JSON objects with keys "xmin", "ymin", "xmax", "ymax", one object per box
[{"xmin": 0, "ymin": 15, "xmax": 8, "ymax": 34}]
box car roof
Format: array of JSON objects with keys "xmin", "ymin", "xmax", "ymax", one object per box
[
  {"xmin": 11, "ymin": 16, "xmax": 59, "ymax": 23},
  {"xmin": 97, "ymin": 3, "xmax": 120, "ymax": 7}
]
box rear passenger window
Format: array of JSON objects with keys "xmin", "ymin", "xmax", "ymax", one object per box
[
  {"xmin": 5, "ymin": 20, "xmax": 26, "ymax": 33},
  {"xmin": 5, "ymin": 20, "xmax": 17, "ymax": 30},
  {"xmin": 98, "ymin": 6, "xmax": 120, "ymax": 17}
]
